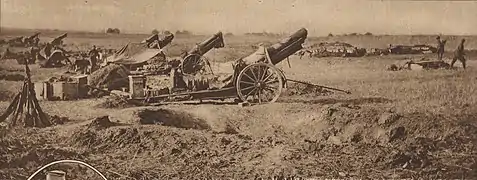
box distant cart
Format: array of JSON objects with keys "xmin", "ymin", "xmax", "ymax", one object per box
[{"xmin": 122, "ymin": 28, "xmax": 310, "ymax": 105}]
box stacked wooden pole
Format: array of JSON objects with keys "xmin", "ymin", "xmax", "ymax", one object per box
[{"xmin": 0, "ymin": 63, "xmax": 51, "ymax": 128}]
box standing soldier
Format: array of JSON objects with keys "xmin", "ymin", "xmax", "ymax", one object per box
[
  {"xmin": 88, "ymin": 45, "xmax": 100, "ymax": 73},
  {"xmin": 451, "ymin": 39, "xmax": 467, "ymax": 69},
  {"xmin": 436, "ymin": 36, "xmax": 447, "ymax": 60}
]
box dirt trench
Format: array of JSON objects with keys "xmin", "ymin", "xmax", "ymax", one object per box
[{"xmin": 1, "ymin": 103, "xmax": 475, "ymax": 179}]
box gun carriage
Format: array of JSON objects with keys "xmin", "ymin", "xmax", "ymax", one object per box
[
  {"xmin": 37, "ymin": 33, "xmax": 70, "ymax": 68},
  {"xmin": 123, "ymin": 28, "xmax": 308, "ymax": 105}
]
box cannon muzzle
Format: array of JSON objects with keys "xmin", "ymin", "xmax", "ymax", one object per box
[
  {"xmin": 185, "ymin": 31, "xmax": 224, "ymax": 57},
  {"xmin": 241, "ymin": 28, "xmax": 308, "ymax": 65}
]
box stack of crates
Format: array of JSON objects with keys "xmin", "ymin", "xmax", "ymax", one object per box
[
  {"xmin": 51, "ymin": 82, "xmax": 78, "ymax": 100},
  {"xmin": 33, "ymin": 75, "xmax": 89, "ymax": 101},
  {"xmin": 129, "ymin": 75, "xmax": 146, "ymax": 99},
  {"xmin": 71, "ymin": 75, "xmax": 88, "ymax": 98}
]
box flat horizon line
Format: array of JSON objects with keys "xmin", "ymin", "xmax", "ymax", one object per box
[{"xmin": 1, "ymin": 26, "xmax": 476, "ymax": 37}]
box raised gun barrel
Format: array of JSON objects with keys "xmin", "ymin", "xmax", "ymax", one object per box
[
  {"xmin": 51, "ymin": 33, "xmax": 67, "ymax": 46},
  {"xmin": 159, "ymin": 34, "xmax": 174, "ymax": 49},
  {"xmin": 241, "ymin": 28, "xmax": 308, "ymax": 66},
  {"xmin": 27, "ymin": 32, "xmax": 41, "ymax": 40},
  {"xmin": 141, "ymin": 33, "xmax": 175, "ymax": 49},
  {"xmin": 142, "ymin": 34, "xmax": 158, "ymax": 44},
  {"xmin": 185, "ymin": 31, "xmax": 224, "ymax": 57}
]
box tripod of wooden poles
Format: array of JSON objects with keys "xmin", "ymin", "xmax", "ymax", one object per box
[{"xmin": 0, "ymin": 63, "xmax": 51, "ymax": 128}]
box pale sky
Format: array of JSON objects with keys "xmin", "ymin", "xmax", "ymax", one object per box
[{"xmin": 1, "ymin": 0, "xmax": 476, "ymax": 36}]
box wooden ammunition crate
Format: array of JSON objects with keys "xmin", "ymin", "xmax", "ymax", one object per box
[{"xmin": 51, "ymin": 82, "xmax": 79, "ymax": 100}]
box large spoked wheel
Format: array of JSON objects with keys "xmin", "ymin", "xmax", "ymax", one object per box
[
  {"xmin": 181, "ymin": 54, "xmax": 211, "ymax": 75},
  {"xmin": 236, "ymin": 63, "xmax": 284, "ymax": 104}
]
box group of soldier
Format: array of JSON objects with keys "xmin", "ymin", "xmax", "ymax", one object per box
[{"xmin": 436, "ymin": 36, "xmax": 467, "ymax": 69}]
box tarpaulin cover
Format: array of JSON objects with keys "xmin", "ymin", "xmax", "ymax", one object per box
[{"xmin": 106, "ymin": 43, "xmax": 164, "ymax": 65}]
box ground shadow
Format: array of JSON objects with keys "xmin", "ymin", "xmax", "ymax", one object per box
[
  {"xmin": 278, "ymin": 97, "xmax": 394, "ymax": 105},
  {"xmin": 148, "ymin": 100, "xmax": 239, "ymax": 106},
  {"xmin": 138, "ymin": 109, "xmax": 211, "ymax": 130}
]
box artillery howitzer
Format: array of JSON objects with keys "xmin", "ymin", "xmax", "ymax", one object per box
[
  {"xmin": 141, "ymin": 33, "xmax": 174, "ymax": 49},
  {"xmin": 179, "ymin": 31, "xmax": 224, "ymax": 75},
  {"xmin": 0, "ymin": 33, "xmax": 42, "ymax": 62},
  {"xmin": 37, "ymin": 33, "xmax": 71, "ymax": 68},
  {"xmin": 2, "ymin": 32, "xmax": 40, "ymax": 47},
  {"xmin": 139, "ymin": 31, "xmax": 224, "ymax": 76},
  {"xmin": 116, "ymin": 28, "xmax": 349, "ymax": 105},
  {"xmin": 22, "ymin": 32, "xmax": 41, "ymax": 47},
  {"xmin": 3, "ymin": 36, "xmax": 25, "ymax": 47}
]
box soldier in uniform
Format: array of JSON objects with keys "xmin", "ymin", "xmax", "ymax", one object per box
[
  {"xmin": 450, "ymin": 39, "xmax": 467, "ymax": 69},
  {"xmin": 436, "ymin": 36, "xmax": 446, "ymax": 60},
  {"xmin": 88, "ymin": 45, "xmax": 100, "ymax": 73}
]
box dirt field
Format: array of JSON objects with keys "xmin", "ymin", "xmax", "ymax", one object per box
[{"xmin": 0, "ymin": 30, "xmax": 476, "ymax": 179}]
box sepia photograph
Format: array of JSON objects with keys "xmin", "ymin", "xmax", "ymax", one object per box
[{"xmin": 0, "ymin": 0, "xmax": 476, "ymax": 179}]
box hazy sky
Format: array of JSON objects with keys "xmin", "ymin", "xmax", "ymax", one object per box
[{"xmin": 1, "ymin": 0, "xmax": 476, "ymax": 35}]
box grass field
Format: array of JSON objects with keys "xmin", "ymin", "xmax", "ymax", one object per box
[{"xmin": 0, "ymin": 29, "xmax": 476, "ymax": 179}]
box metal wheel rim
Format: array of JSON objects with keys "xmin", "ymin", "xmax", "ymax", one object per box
[
  {"xmin": 181, "ymin": 54, "xmax": 207, "ymax": 75},
  {"xmin": 236, "ymin": 63, "xmax": 283, "ymax": 104}
]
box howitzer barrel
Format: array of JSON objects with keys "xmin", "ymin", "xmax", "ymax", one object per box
[
  {"xmin": 51, "ymin": 33, "xmax": 67, "ymax": 45},
  {"xmin": 142, "ymin": 34, "xmax": 159, "ymax": 43},
  {"xmin": 159, "ymin": 34, "xmax": 174, "ymax": 48},
  {"xmin": 28, "ymin": 32, "xmax": 40, "ymax": 39},
  {"xmin": 186, "ymin": 31, "xmax": 224, "ymax": 56},
  {"xmin": 141, "ymin": 33, "xmax": 174, "ymax": 49},
  {"xmin": 241, "ymin": 28, "xmax": 307, "ymax": 66}
]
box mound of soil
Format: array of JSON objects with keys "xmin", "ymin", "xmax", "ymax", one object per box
[
  {"xmin": 87, "ymin": 116, "xmax": 117, "ymax": 130},
  {"xmin": 71, "ymin": 127, "xmax": 143, "ymax": 151},
  {"xmin": 96, "ymin": 95, "xmax": 134, "ymax": 109},
  {"xmin": 88, "ymin": 64, "xmax": 129, "ymax": 91},
  {"xmin": 284, "ymin": 82, "xmax": 334, "ymax": 96}
]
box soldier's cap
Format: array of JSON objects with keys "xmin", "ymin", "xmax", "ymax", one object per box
[{"xmin": 436, "ymin": 36, "xmax": 440, "ymax": 39}]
